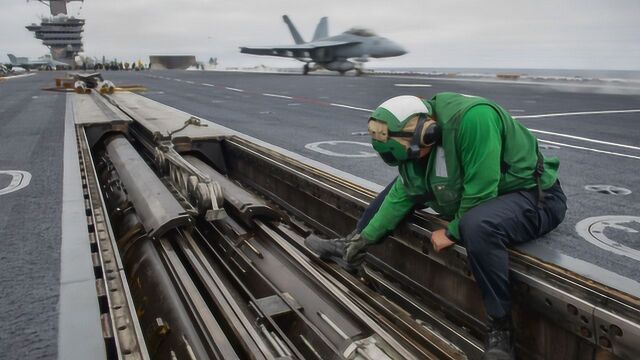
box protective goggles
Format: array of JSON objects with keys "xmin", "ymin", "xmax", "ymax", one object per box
[{"xmin": 368, "ymin": 120, "xmax": 414, "ymax": 143}]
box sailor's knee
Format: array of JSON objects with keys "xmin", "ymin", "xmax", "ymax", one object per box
[
  {"xmin": 459, "ymin": 210, "xmax": 496, "ymax": 239},
  {"xmin": 459, "ymin": 211, "xmax": 497, "ymax": 256},
  {"xmin": 547, "ymin": 193, "xmax": 568, "ymax": 227}
]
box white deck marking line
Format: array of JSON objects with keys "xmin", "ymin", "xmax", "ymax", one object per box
[
  {"xmin": 173, "ymin": 78, "xmax": 183, "ymax": 82},
  {"xmin": 263, "ymin": 93, "xmax": 293, "ymax": 99},
  {"xmin": 394, "ymin": 83, "xmax": 432, "ymax": 87},
  {"xmin": 185, "ymin": 80, "xmax": 195, "ymax": 84},
  {"xmin": 202, "ymin": 83, "xmax": 215, "ymax": 87},
  {"xmin": 529, "ymin": 129, "xmax": 640, "ymax": 151},
  {"xmin": 538, "ymin": 139, "xmax": 640, "ymax": 160},
  {"xmin": 0, "ymin": 73, "xmax": 36, "ymax": 80},
  {"xmin": 577, "ymin": 216, "xmax": 640, "ymax": 262},
  {"xmin": 330, "ymin": 103, "xmax": 373, "ymax": 112},
  {"xmin": 305, "ymin": 141, "xmax": 377, "ymax": 158},
  {"xmin": 515, "ymin": 109, "xmax": 640, "ymax": 119},
  {"xmin": 0, "ymin": 171, "xmax": 31, "ymax": 195},
  {"xmin": 225, "ymin": 87, "xmax": 244, "ymax": 92},
  {"xmin": 381, "ymin": 74, "xmax": 640, "ymax": 90}
]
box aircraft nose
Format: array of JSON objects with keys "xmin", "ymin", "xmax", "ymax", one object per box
[{"xmin": 390, "ymin": 42, "xmax": 407, "ymax": 57}]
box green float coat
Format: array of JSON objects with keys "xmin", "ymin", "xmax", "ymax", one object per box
[{"xmin": 362, "ymin": 92, "xmax": 559, "ymax": 242}]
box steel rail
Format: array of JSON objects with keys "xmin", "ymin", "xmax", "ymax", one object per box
[
  {"xmin": 195, "ymin": 217, "xmax": 392, "ymax": 358},
  {"xmin": 175, "ymin": 229, "xmax": 274, "ymax": 359},
  {"xmin": 155, "ymin": 235, "xmax": 242, "ymax": 360},
  {"xmin": 254, "ymin": 220, "xmax": 421, "ymax": 360},
  {"xmin": 273, "ymin": 224, "xmax": 478, "ymax": 360},
  {"xmin": 194, "ymin": 218, "xmax": 350, "ymax": 359},
  {"xmin": 77, "ymin": 126, "xmax": 149, "ymax": 360}
]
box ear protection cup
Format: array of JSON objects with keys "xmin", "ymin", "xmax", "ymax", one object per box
[
  {"xmin": 406, "ymin": 115, "xmax": 441, "ymax": 159},
  {"xmin": 407, "ymin": 114, "xmax": 427, "ymax": 158}
]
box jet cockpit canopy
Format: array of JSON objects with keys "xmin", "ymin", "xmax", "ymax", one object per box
[{"xmin": 345, "ymin": 28, "xmax": 377, "ymax": 37}]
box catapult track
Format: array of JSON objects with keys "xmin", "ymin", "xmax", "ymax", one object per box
[{"xmin": 71, "ymin": 90, "xmax": 640, "ymax": 360}]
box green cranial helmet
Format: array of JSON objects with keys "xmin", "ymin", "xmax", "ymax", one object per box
[{"xmin": 368, "ymin": 95, "xmax": 432, "ymax": 166}]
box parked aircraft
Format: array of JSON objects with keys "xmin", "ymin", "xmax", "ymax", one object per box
[
  {"xmin": 7, "ymin": 54, "xmax": 70, "ymax": 70},
  {"xmin": 0, "ymin": 64, "xmax": 27, "ymax": 76},
  {"xmin": 240, "ymin": 15, "xmax": 407, "ymax": 75}
]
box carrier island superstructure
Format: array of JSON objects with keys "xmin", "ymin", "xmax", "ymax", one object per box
[{"xmin": 25, "ymin": 0, "xmax": 84, "ymax": 65}]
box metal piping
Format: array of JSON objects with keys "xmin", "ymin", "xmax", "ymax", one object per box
[{"xmin": 104, "ymin": 135, "xmax": 190, "ymax": 238}]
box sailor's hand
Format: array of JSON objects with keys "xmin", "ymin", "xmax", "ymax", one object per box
[
  {"xmin": 343, "ymin": 233, "xmax": 368, "ymax": 263},
  {"xmin": 431, "ymin": 229, "xmax": 455, "ymax": 253}
]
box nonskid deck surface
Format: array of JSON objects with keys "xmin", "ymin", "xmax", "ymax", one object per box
[
  {"xmin": 0, "ymin": 72, "xmax": 67, "ymax": 358},
  {"xmin": 0, "ymin": 71, "xmax": 639, "ymax": 359}
]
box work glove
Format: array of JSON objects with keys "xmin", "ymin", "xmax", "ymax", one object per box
[{"xmin": 343, "ymin": 232, "xmax": 369, "ymax": 263}]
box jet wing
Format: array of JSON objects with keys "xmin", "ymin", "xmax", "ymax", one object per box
[
  {"xmin": 52, "ymin": 59, "xmax": 70, "ymax": 66},
  {"xmin": 24, "ymin": 59, "xmax": 69, "ymax": 68},
  {"xmin": 27, "ymin": 60, "xmax": 50, "ymax": 66},
  {"xmin": 240, "ymin": 41, "xmax": 359, "ymax": 58}
]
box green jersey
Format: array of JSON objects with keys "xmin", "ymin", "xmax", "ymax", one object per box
[{"xmin": 362, "ymin": 92, "xmax": 559, "ymax": 242}]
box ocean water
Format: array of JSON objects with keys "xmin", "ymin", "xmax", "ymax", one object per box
[{"xmin": 371, "ymin": 67, "xmax": 640, "ymax": 83}]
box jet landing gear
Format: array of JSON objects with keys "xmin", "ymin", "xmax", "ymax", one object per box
[{"xmin": 303, "ymin": 63, "xmax": 310, "ymax": 75}]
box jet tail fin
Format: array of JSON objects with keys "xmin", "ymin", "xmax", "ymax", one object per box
[
  {"xmin": 282, "ymin": 15, "xmax": 305, "ymax": 44},
  {"xmin": 312, "ymin": 17, "xmax": 328, "ymax": 41},
  {"xmin": 7, "ymin": 54, "xmax": 17, "ymax": 65}
]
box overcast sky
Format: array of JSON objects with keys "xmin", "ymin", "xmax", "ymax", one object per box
[{"xmin": 1, "ymin": 0, "xmax": 639, "ymax": 69}]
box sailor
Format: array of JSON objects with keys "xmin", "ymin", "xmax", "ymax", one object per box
[{"xmin": 305, "ymin": 93, "xmax": 567, "ymax": 360}]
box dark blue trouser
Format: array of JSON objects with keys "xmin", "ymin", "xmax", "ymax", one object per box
[{"xmin": 356, "ymin": 179, "xmax": 567, "ymax": 319}]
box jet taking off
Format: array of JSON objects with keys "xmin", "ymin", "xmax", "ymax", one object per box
[
  {"xmin": 240, "ymin": 15, "xmax": 407, "ymax": 75},
  {"xmin": 7, "ymin": 54, "xmax": 70, "ymax": 70}
]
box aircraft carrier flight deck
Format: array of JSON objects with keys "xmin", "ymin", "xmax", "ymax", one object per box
[
  {"xmin": 1, "ymin": 70, "xmax": 639, "ymax": 360},
  {"xmin": 111, "ymin": 69, "xmax": 640, "ymax": 282}
]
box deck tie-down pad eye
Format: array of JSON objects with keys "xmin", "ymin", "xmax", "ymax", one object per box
[{"xmin": 584, "ymin": 185, "xmax": 631, "ymax": 196}]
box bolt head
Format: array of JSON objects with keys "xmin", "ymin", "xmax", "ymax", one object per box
[
  {"xmin": 599, "ymin": 336, "xmax": 612, "ymax": 348},
  {"xmin": 609, "ymin": 324, "xmax": 623, "ymax": 337}
]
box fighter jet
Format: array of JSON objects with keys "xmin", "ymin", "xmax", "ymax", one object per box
[
  {"xmin": 240, "ymin": 15, "xmax": 407, "ymax": 75},
  {"xmin": 7, "ymin": 54, "xmax": 70, "ymax": 70}
]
